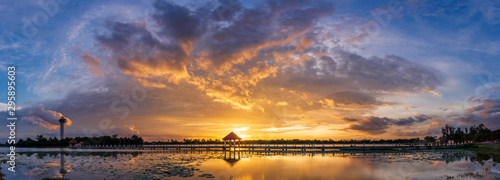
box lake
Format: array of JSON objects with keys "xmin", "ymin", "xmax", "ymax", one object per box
[{"xmin": 0, "ymin": 147, "xmax": 499, "ymax": 179}]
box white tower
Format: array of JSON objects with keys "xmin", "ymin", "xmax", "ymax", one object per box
[{"xmin": 59, "ymin": 116, "xmax": 67, "ymax": 140}]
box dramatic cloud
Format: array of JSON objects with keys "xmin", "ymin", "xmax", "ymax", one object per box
[
  {"xmin": 461, "ymin": 99, "xmax": 500, "ymax": 129},
  {"xmin": 272, "ymin": 52, "xmax": 443, "ymax": 94},
  {"xmin": 345, "ymin": 114, "xmax": 432, "ymax": 135},
  {"xmin": 72, "ymin": 0, "xmax": 446, "ymax": 139},
  {"xmin": 21, "ymin": 107, "xmax": 72, "ymax": 130},
  {"xmin": 91, "ymin": 0, "xmax": 443, "ymax": 111},
  {"xmin": 153, "ymin": 0, "xmax": 202, "ymax": 43},
  {"xmin": 96, "ymin": 21, "xmax": 190, "ymax": 81},
  {"xmin": 3, "ymin": 0, "xmax": 500, "ymax": 143},
  {"xmin": 347, "ymin": 116, "xmax": 391, "ymax": 135},
  {"xmin": 457, "ymin": 83, "xmax": 500, "ymax": 129},
  {"xmin": 199, "ymin": 0, "xmax": 335, "ymax": 67},
  {"xmin": 468, "ymin": 99, "xmax": 500, "ymax": 118},
  {"xmin": 3, "ymin": 0, "xmax": 453, "ymax": 141}
]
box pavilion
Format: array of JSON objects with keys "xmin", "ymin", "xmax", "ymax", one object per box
[{"xmin": 223, "ymin": 132, "xmax": 242, "ymax": 151}]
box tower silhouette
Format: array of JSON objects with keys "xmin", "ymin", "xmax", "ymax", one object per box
[{"xmin": 59, "ymin": 116, "xmax": 67, "ymax": 140}]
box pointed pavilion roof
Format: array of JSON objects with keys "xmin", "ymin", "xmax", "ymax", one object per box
[
  {"xmin": 223, "ymin": 132, "xmax": 241, "ymax": 140},
  {"xmin": 69, "ymin": 139, "xmax": 78, "ymax": 144}
]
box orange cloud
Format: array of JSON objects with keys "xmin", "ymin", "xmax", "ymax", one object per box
[
  {"xmin": 22, "ymin": 107, "xmax": 72, "ymax": 130},
  {"xmin": 125, "ymin": 125, "xmax": 140, "ymax": 135}
]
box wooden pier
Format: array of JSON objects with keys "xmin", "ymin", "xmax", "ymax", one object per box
[
  {"xmin": 79, "ymin": 132, "xmax": 469, "ymax": 151},
  {"xmin": 80, "ymin": 143, "xmax": 467, "ymax": 151}
]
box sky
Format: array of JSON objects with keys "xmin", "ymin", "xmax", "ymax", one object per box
[{"xmin": 0, "ymin": 0, "xmax": 499, "ymax": 142}]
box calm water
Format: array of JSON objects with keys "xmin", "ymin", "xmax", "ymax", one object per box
[{"xmin": 0, "ymin": 148, "xmax": 499, "ymax": 180}]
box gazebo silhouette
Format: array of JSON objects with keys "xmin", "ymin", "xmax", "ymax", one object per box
[{"xmin": 223, "ymin": 132, "xmax": 241, "ymax": 151}]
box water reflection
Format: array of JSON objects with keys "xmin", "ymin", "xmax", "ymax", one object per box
[
  {"xmin": 59, "ymin": 152, "xmax": 67, "ymax": 178},
  {"xmin": 0, "ymin": 148, "xmax": 498, "ymax": 179},
  {"xmin": 223, "ymin": 150, "xmax": 241, "ymax": 167}
]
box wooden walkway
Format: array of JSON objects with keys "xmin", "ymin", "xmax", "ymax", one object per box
[{"xmin": 80, "ymin": 143, "xmax": 467, "ymax": 151}]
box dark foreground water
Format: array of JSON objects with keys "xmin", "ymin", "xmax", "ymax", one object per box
[{"xmin": 0, "ymin": 148, "xmax": 499, "ymax": 180}]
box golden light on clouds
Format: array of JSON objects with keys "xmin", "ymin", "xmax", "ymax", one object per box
[{"xmin": 17, "ymin": 0, "xmax": 499, "ymax": 143}]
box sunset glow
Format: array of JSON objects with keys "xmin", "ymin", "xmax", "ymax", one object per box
[{"xmin": 2, "ymin": 1, "xmax": 500, "ymax": 179}]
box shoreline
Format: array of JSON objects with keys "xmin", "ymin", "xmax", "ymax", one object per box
[{"xmin": 462, "ymin": 143, "xmax": 500, "ymax": 152}]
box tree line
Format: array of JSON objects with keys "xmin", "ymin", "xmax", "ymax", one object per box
[
  {"xmin": 437, "ymin": 123, "xmax": 500, "ymax": 143},
  {"xmin": 149, "ymin": 124, "xmax": 499, "ymax": 145},
  {"xmin": 146, "ymin": 138, "xmax": 428, "ymax": 145},
  {"xmin": 4, "ymin": 134, "xmax": 144, "ymax": 147}
]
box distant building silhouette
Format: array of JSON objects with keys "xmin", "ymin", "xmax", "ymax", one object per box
[{"xmin": 69, "ymin": 139, "xmax": 83, "ymax": 148}]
